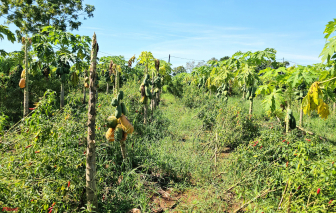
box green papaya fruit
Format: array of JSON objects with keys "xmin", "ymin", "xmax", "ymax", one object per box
[
  {"xmin": 117, "ymin": 91, "xmax": 124, "ymax": 101},
  {"xmin": 114, "ymin": 126, "xmax": 123, "ymax": 141},
  {"xmin": 107, "ymin": 116, "xmax": 118, "ymax": 128},
  {"xmin": 289, "ymin": 115, "xmax": 296, "ymax": 129},
  {"xmin": 115, "ymin": 104, "xmax": 122, "ymax": 118},
  {"xmin": 121, "ymin": 102, "xmax": 127, "ymax": 115},
  {"xmin": 111, "ymin": 98, "xmax": 118, "ymax": 107},
  {"xmin": 145, "ymin": 86, "xmax": 151, "ymax": 96}
]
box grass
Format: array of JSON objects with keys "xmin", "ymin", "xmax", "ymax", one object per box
[{"xmin": 1, "ymin": 83, "xmax": 336, "ymax": 212}]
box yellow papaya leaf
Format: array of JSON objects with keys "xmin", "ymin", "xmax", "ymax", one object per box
[
  {"xmin": 303, "ymin": 81, "xmax": 330, "ymax": 119},
  {"xmin": 317, "ymin": 102, "xmax": 329, "ymax": 119}
]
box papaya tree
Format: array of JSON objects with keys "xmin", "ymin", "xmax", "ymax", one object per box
[
  {"xmin": 237, "ymin": 64, "xmax": 259, "ymax": 115},
  {"xmin": 137, "ymin": 51, "xmax": 155, "ymax": 123},
  {"xmin": 31, "ymin": 26, "xmax": 91, "ymax": 108},
  {"xmin": 318, "ymin": 18, "xmax": 336, "ymax": 114},
  {"xmin": 207, "ymin": 59, "xmax": 234, "ymax": 101},
  {"xmin": 86, "ymin": 32, "xmax": 99, "ymax": 212},
  {"xmin": 287, "ymin": 65, "xmax": 319, "ymax": 126}
]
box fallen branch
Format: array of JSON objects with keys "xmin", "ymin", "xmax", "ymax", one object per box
[
  {"xmin": 278, "ymin": 180, "xmax": 289, "ymax": 210},
  {"xmin": 296, "ymin": 126, "xmax": 328, "ymax": 141},
  {"xmin": 233, "ymin": 189, "xmax": 276, "ymax": 213}
]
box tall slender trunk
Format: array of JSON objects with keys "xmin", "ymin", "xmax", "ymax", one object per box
[
  {"xmin": 242, "ymin": 91, "xmax": 246, "ymax": 99},
  {"xmin": 60, "ymin": 83, "xmax": 64, "ymax": 108},
  {"xmin": 144, "ymin": 103, "xmax": 148, "ymax": 124},
  {"xmin": 83, "ymin": 87, "xmax": 86, "ymax": 104},
  {"xmin": 334, "ymin": 102, "xmax": 336, "ymax": 114},
  {"xmin": 286, "ymin": 104, "xmax": 290, "ymax": 134},
  {"xmin": 23, "ymin": 40, "xmax": 29, "ymax": 117},
  {"xmin": 106, "ymin": 83, "xmax": 109, "ymax": 94},
  {"xmin": 144, "ymin": 65, "xmax": 148, "ymax": 124},
  {"xmin": 151, "ymin": 71, "xmax": 154, "ymax": 121},
  {"xmin": 115, "ymin": 69, "xmax": 119, "ymax": 94},
  {"xmin": 299, "ymin": 102, "xmax": 303, "ymax": 127},
  {"xmin": 249, "ymin": 99, "xmax": 253, "ymax": 115},
  {"xmin": 86, "ymin": 33, "xmax": 98, "ymax": 212}
]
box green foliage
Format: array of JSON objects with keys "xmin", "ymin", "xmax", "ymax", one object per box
[
  {"xmin": 0, "ymin": 0, "xmax": 95, "ymax": 37},
  {"xmin": 0, "ymin": 25, "xmax": 15, "ymax": 56}
]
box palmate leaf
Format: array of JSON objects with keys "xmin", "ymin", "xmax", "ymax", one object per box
[
  {"xmin": 319, "ymin": 36, "xmax": 336, "ymax": 64},
  {"xmin": 262, "ymin": 89, "xmax": 284, "ymax": 114},
  {"xmin": 323, "ymin": 18, "xmax": 336, "ymax": 39},
  {"xmin": 0, "ymin": 25, "xmax": 16, "ymax": 43}
]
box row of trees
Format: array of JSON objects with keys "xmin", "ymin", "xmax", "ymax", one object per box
[{"xmin": 174, "ymin": 41, "xmax": 336, "ymax": 132}]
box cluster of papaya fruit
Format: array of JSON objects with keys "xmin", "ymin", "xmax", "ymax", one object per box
[
  {"xmin": 295, "ymin": 83, "xmax": 307, "ymax": 101},
  {"xmin": 287, "ymin": 109, "xmax": 296, "ymax": 129},
  {"xmin": 106, "ymin": 91, "xmax": 134, "ymax": 142},
  {"xmin": 139, "ymin": 74, "xmax": 152, "ymax": 104},
  {"xmin": 153, "ymin": 75, "xmax": 162, "ymax": 97},
  {"xmin": 216, "ymin": 84, "xmax": 229, "ymax": 101},
  {"xmin": 245, "ymin": 86, "xmax": 256, "ymax": 100},
  {"xmin": 84, "ymin": 77, "xmax": 89, "ymax": 88},
  {"xmin": 55, "ymin": 61, "xmax": 70, "ymax": 83},
  {"xmin": 197, "ymin": 76, "xmax": 207, "ymax": 89},
  {"xmin": 19, "ymin": 66, "xmax": 25, "ymax": 89}
]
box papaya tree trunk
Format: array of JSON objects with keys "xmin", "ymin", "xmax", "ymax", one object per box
[
  {"xmin": 106, "ymin": 83, "xmax": 109, "ymax": 94},
  {"xmin": 60, "ymin": 82, "xmax": 64, "ymax": 108},
  {"xmin": 299, "ymin": 102, "xmax": 303, "ymax": 127},
  {"xmin": 286, "ymin": 104, "xmax": 290, "ymax": 134},
  {"xmin": 249, "ymin": 99, "xmax": 253, "ymax": 115},
  {"xmin": 144, "ymin": 104, "xmax": 147, "ymax": 124},
  {"xmin": 83, "ymin": 87, "xmax": 86, "ymax": 104},
  {"xmin": 86, "ymin": 33, "xmax": 98, "ymax": 212},
  {"xmin": 157, "ymin": 90, "xmax": 160, "ymax": 107},
  {"xmin": 151, "ymin": 71, "xmax": 154, "ymax": 120},
  {"xmin": 242, "ymin": 91, "xmax": 246, "ymax": 99},
  {"xmin": 23, "ymin": 40, "xmax": 29, "ymax": 117},
  {"xmin": 115, "ymin": 69, "xmax": 119, "ymax": 94},
  {"xmin": 120, "ymin": 140, "xmax": 127, "ymax": 159}
]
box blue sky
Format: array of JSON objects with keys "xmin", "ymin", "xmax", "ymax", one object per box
[{"xmin": 1, "ymin": 0, "xmax": 336, "ymax": 68}]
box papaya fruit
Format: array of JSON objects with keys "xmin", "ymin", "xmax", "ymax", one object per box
[
  {"xmin": 117, "ymin": 91, "xmax": 124, "ymax": 101},
  {"xmin": 145, "ymin": 86, "xmax": 150, "ymax": 97},
  {"xmin": 289, "ymin": 115, "xmax": 296, "ymax": 129},
  {"xmin": 121, "ymin": 102, "xmax": 127, "ymax": 115},
  {"xmin": 19, "ymin": 78, "xmax": 26, "ymax": 88},
  {"xmin": 115, "ymin": 105, "xmax": 122, "ymax": 118},
  {"xmin": 107, "ymin": 115, "xmax": 118, "ymax": 129},
  {"xmin": 111, "ymin": 98, "xmax": 118, "ymax": 107},
  {"xmin": 105, "ymin": 128, "xmax": 115, "ymax": 142},
  {"xmin": 21, "ymin": 69, "xmax": 26, "ymax": 79},
  {"xmin": 114, "ymin": 125, "xmax": 124, "ymax": 141}
]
